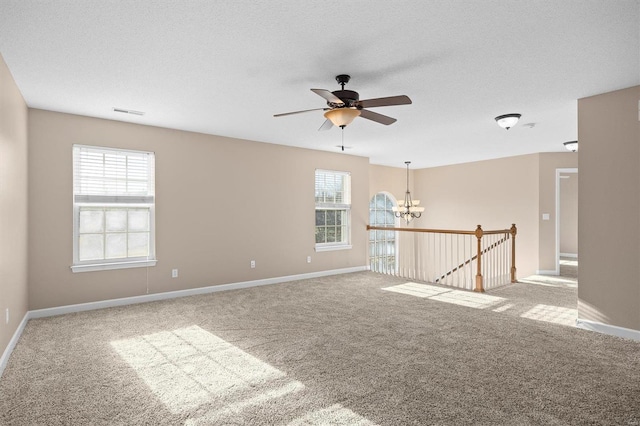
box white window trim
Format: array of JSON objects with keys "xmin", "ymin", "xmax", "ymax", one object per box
[
  {"xmin": 71, "ymin": 259, "xmax": 157, "ymax": 273},
  {"xmin": 315, "ymin": 169, "xmax": 352, "ymax": 251},
  {"xmin": 72, "ymin": 145, "xmax": 156, "ymax": 273},
  {"xmin": 315, "ymin": 243, "xmax": 353, "ymax": 252}
]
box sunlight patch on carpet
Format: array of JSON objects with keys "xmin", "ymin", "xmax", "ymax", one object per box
[
  {"xmin": 382, "ymin": 282, "xmax": 505, "ymax": 309},
  {"xmin": 288, "ymin": 403, "xmax": 376, "ymax": 425},
  {"xmin": 520, "ymin": 304, "xmax": 577, "ymax": 326},
  {"xmin": 493, "ymin": 303, "xmax": 515, "ymax": 313},
  {"xmin": 111, "ymin": 325, "xmax": 374, "ymax": 424},
  {"xmin": 111, "ymin": 325, "xmax": 295, "ymax": 414},
  {"xmin": 184, "ymin": 380, "xmax": 305, "ymax": 425},
  {"xmin": 519, "ymin": 276, "xmax": 577, "ymax": 288}
]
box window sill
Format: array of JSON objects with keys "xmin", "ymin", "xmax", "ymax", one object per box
[
  {"xmin": 71, "ymin": 260, "xmax": 157, "ymax": 273},
  {"xmin": 315, "ymin": 244, "xmax": 352, "ymax": 252}
]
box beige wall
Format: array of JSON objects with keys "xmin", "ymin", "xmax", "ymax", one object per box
[
  {"xmin": 369, "ymin": 164, "xmax": 408, "ymax": 201},
  {"xmin": 559, "ymin": 172, "xmax": 578, "ymax": 255},
  {"xmin": 0, "ymin": 54, "xmax": 28, "ymax": 358},
  {"xmin": 537, "ymin": 153, "xmax": 578, "ymax": 272},
  {"xmin": 578, "ymin": 85, "xmax": 640, "ymax": 331},
  {"xmin": 412, "ymin": 154, "xmax": 540, "ymax": 278},
  {"xmin": 28, "ymin": 110, "xmax": 369, "ymax": 310}
]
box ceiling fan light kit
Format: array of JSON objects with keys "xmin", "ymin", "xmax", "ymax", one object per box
[
  {"xmin": 495, "ymin": 113, "xmax": 522, "ymax": 130},
  {"xmin": 324, "ymin": 108, "xmax": 361, "ymax": 127},
  {"xmin": 274, "ymin": 74, "xmax": 412, "ymax": 130}
]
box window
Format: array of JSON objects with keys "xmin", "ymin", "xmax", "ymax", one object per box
[
  {"xmin": 369, "ymin": 192, "xmax": 398, "ymax": 273},
  {"xmin": 315, "ymin": 169, "xmax": 351, "ymax": 251},
  {"xmin": 72, "ymin": 145, "xmax": 156, "ymax": 272}
]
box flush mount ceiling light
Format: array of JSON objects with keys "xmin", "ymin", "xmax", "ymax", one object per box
[
  {"xmin": 563, "ymin": 140, "xmax": 578, "ymax": 152},
  {"xmin": 495, "ymin": 113, "xmax": 521, "ymax": 130},
  {"xmin": 392, "ymin": 161, "xmax": 425, "ymax": 224},
  {"xmin": 324, "ymin": 108, "xmax": 361, "ymax": 128}
]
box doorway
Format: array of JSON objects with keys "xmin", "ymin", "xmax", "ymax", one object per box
[{"xmin": 556, "ymin": 168, "xmax": 578, "ymax": 277}]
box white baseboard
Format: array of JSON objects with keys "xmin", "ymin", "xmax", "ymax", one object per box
[
  {"xmin": 576, "ymin": 318, "xmax": 640, "ymax": 342},
  {"xmin": 560, "ymin": 253, "xmax": 578, "ymax": 258},
  {"xmin": 536, "ymin": 269, "xmax": 559, "ymax": 276},
  {"xmin": 29, "ymin": 265, "xmax": 368, "ymax": 319},
  {"xmin": 0, "ymin": 312, "xmax": 29, "ymax": 378}
]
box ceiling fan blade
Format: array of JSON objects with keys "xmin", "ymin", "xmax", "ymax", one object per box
[
  {"xmin": 357, "ymin": 95, "xmax": 412, "ymax": 109},
  {"xmin": 274, "ymin": 107, "xmax": 328, "ymax": 117},
  {"xmin": 318, "ymin": 119, "xmax": 334, "ymax": 131},
  {"xmin": 311, "ymin": 89, "xmax": 344, "ymax": 105},
  {"xmin": 359, "ymin": 109, "xmax": 397, "ymax": 125}
]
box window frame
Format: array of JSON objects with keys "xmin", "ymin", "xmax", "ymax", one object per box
[
  {"xmin": 368, "ymin": 192, "xmax": 399, "ymax": 273},
  {"xmin": 314, "ymin": 169, "xmax": 352, "ymax": 252},
  {"xmin": 71, "ymin": 144, "xmax": 157, "ymax": 273}
]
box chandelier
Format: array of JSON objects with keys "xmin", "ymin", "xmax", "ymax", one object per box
[{"xmin": 392, "ymin": 161, "xmax": 424, "ymax": 224}]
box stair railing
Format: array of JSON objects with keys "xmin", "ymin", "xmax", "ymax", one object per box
[{"xmin": 366, "ymin": 224, "xmax": 517, "ymax": 292}]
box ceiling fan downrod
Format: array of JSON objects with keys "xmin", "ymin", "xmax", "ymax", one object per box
[{"xmin": 335, "ymin": 74, "xmax": 351, "ymax": 90}]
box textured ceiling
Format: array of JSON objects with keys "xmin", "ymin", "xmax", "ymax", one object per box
[{"xmin": 0, "ymin": 1, "xmax": 638, "ymax": 169}]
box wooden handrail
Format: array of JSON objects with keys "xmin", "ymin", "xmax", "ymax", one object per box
[
  {"xmin": 367, "ymin": 223, "xmax": 518, "ymax": 291},
  {"xmin": 366, "ymin": 225, "xmax": 512, "ymax": 236}
]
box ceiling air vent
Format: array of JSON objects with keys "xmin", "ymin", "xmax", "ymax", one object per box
[{"xmin": 112, "ymin": 107, "xmax": 145, "ymax": 116}]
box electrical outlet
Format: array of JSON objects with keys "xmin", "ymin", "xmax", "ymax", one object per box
[
  {"xmin": 5, "ymin": 308, "xmax": 8, "ymax": 325},
  {"xmin": 172, "ymin": 269, "xmax": 178, "ymax": 278},
  {"xmin": 250, "ymin": 260, "xmax": 256, "ymax": 269},
  {"xmin": 307, "ymin": 256, "xmax": 311, "ymax": 263}
]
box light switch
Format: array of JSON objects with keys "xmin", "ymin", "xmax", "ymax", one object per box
[{"xmin": 542, "ymin": 213, "xmax": 550, "ymax": 221}]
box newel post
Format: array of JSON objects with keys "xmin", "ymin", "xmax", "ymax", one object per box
[
  {"xmin": 510, "ymin": 223, "xmax": 517, "ymax": 283},
  {"xmin": 474, "ymin": 225, "xmax": 484, "ymax": 292}
]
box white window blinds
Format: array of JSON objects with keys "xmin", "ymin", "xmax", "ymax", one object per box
[
  {"xmin": 315, "ymin": 170, "xmax": 351, "ymax": 207},
  {"xmin": 73, "ymin": 145, "xmax": 155, "ymax": 204}
]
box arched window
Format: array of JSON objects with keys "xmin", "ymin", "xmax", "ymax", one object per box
[{"xmin": 369, "ymin": 192, "xmax": 398, "ymax": 273}]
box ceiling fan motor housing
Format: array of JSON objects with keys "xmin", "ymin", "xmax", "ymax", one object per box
[{"xmin": 330, "ymin": 90, "xmax": 359, "ymax": 108}]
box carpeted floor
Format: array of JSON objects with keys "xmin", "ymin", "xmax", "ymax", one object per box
[{"xmin": 1, "ymin": 268, "xmax": 639, "ymax": 425}]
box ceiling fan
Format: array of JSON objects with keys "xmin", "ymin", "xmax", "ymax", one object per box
[{"xmin": 274, "ymin": 74, "xmax": 412, "ymax": 130}]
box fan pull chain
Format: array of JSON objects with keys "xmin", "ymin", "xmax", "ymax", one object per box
[{"xmin": 341, "ymin": 127, "xmax": 345, "ymax": 151}]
